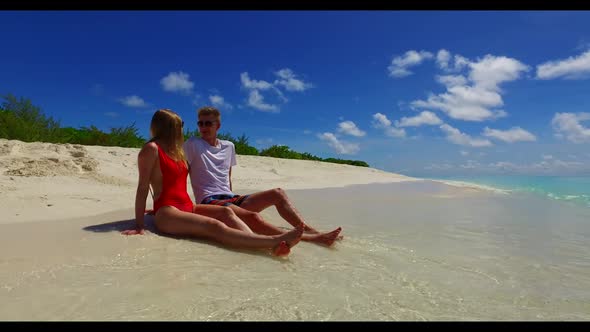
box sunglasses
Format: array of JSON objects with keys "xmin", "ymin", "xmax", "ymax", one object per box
[{"xmin": 197, "ymin": 120, "xmax": 217, "ymax": 127}]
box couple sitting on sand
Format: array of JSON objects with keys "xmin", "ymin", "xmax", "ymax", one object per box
[{"xmin": 123, "ymin": 107, "xmax": 342, "ymax": 256}]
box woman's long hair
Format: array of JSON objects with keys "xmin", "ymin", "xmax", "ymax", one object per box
[{"xmin": 149, "ymin": 109, "xmax": 186, "ymax": 162}]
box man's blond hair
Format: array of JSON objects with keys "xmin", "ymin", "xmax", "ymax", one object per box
[{"xmin": 197, "ymin": 106, "xmax": 221, "ymax": 122}]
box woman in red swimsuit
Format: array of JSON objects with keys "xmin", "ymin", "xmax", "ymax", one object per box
[{"xmin": 123, "ymin": 109, "xmax": 303, "ymax": 256}]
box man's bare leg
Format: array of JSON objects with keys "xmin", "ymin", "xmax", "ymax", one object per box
[
  {"xmin": 228, "ymin": 204, "xmax": 342, "ymax": 246},
  {"xmin": 238, "ymin": 188, "xmax": 320, "ymax": 233},
  {"xmin": 192, "ymin": 204, "xmax": 253, "ymax": 233}
]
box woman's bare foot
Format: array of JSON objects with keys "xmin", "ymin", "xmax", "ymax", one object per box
[
  {"xmin": 272, "ymin": 241, "xmax": 290, "ymax": 256},
  {"xmin": 304, "ymin": 227, "xmax": 342, "ymax": 246},
  {"xmin": 272, "ymin": 223, "xmax": 304, "ymax": 256}
]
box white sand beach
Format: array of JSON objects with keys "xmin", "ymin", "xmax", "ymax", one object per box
[
  {"xmin": 1, "ymin": 139, "xmax": 589, "ymax": 320},
  {"xmin": 0, "ymin": 139, "xmax": 421, "ymax": 225}
]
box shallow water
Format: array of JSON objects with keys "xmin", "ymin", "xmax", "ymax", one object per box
[
  {"xmin": 428, "ymin": 175, "xmax": 590, "ymax": 208},
  {"xmin": 1, "ymin": 181, "xmax": 589, "ymax": 320}
]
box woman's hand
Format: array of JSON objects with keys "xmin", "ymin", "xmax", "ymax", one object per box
[{"xmin": 121, "ymin": 228, "xmax": 145, "ymax": 236}]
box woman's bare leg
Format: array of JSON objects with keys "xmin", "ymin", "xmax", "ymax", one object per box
[{"xmin": 154, "ymin": 206, "xmax": 303, "ymax": 253}]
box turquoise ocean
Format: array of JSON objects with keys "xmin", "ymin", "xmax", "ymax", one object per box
[{"xmin": 425, "ymin": 175, "xmax": 590, "ymax": 208}]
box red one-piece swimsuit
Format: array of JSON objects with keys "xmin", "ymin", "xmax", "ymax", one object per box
[{"xmin": 152, "ymin": 142, "xmax": 194, "ymax": 214}]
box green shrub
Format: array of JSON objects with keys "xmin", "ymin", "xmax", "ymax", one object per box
[
  {"xmin": 260, "ymin": 145, "xmax": 302, "ymax": 160},
  {"xmin": 1, "ymin": 94, "xmax": 370, "ymax": 167}
]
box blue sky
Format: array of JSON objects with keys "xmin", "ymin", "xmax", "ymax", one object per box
[{"xmin": 2, "ymin": 11, "xmax": 590, "ymax": 176}]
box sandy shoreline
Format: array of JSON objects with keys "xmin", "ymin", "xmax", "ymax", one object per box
[{"xmin": 0, "ymin": 139, "xmax": 424, "ymax": 225}]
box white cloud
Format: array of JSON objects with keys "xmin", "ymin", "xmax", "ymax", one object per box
[
  {"xmin": 552, "ymin": 112, "xmax": 590, "ymax": 143},
  {"xmin": 442, "ymin": 50, "xmax": 469, "ymax": 71},
  {"xmin": 436, "ymin": 49, "xmax": 451, "ymax": 70},
  {"xmin": 453, "ymin": 55, "xmax": 470, "ymax": 71},
  {"xmin": 411, "ymin": 54, "xmax": 529, "ymax": 122},
  {"xmin": 247, "ymin": 90, "xmax": 279, "ymax": 113},
  {"xmin": 460, "ymin": 150, "xmax": 469, "ymax": 156},
  {"xmin": 337, "ymin": 121, "xmax": 366, "ymax": 137},
  {"xmin": 240, "ymin": 70, "xmax": 310, "ymax": 111},
  {"xmin": 482, "ymin": 127, "xmax": 537, "ymax": 143},
  {"xmin": 240, "ymin": 72, "xmax": 274, "ymax": 90},
  {"xmin": 412, "ymin": 87, "xmax": 506, "ymax": 121},
  {"xmin": 388, "ymin": 50, "xmax": 434, "ymax": 77},
  {"xmin": 241, "ymin": 72, "xmax": 286, "ymax": 101},
  {"xmin": 274, "ymin": 69, "xmax": 292, "ymax": 79},
  {"xmin": 440, "ymin": 124, "xmax": 492, "ymax": 147},
  {"xmin": 384, "ymin": 127, "xmax": 406, "ymax": 137},
  {"xmin": 119, "ymin": 95, "xmax": 149, "ymax": 108},
  {"xmin": 318, "ymin": 132, "xmax": 360, "ymax": 155},
  {"xmin": 536, "ymin": 50, "xmax": 590, "ymax": 80},
  {"xmin": 160, "ymin": 71, "xmax": 194, "ymax": 94},
  {"xmin": 303, "ymin": 129, "xmax": 312, "ymax": 135},
  {"xmin": 372, "ymin": 112, "xmax": 392, "ymax": 127},
  {"xmin": 468, "ymin": 55, "xmax": 530, "ymax": 91},
  {"xmin": 542, "ymin": 154, "xmax": 553, "ymax": 160},
  {"xmin": 372, "ymin": 113, "xmax": 406, "ymax": 137},
  {"xmin": 104, "ymin": 112, "xmax": 118, "ymax": 117},
  {"xmin": 274, "ymin": 68, "xmax": 313, "ymax": 92},
  {"xmin": 209, "ymin": 94, "xmax": 233, "ymax": 110},
  {"xmin": 396, "ymin": 111, "xmax": 442, "ymax": 127},
  {"xmin": 436, "ymin": 75, "xmax": 468, "ymax": 88},
  {"xmin": 435, "ymin": 49, "xmax": 469, "ymax": 72}
]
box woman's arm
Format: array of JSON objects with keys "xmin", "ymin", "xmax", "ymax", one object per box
[{"xmin": 124, "ymin": 142, "xmax": 158, "ymax": 235}]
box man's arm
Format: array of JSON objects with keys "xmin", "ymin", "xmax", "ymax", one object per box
[{"xmin": 229, "ymin": 142, "xmax": 237, "ymax": 192}]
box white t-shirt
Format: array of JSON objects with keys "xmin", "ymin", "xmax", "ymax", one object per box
[{"xmin": 183, "ymin": 137, "xmax": 237, "ymax": 204}]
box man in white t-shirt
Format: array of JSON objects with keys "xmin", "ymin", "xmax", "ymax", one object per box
[{"xmin": 184, "ymin": 106, "xmax": 342, "ymax": 242}]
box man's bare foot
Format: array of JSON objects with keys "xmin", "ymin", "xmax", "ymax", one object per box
[
  {"xmin": 304, "ymin": 227, "xmax": 342, "ymax": 246},
  {"xmin": 272, "ymin": 223, "xmax": 304, "ymax": 256},
  {"xmin": 303, "ymin": 225, "xmax": 320, "ymax": 234}
]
